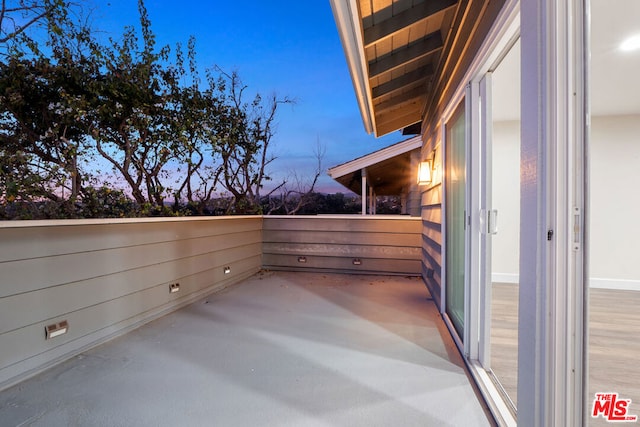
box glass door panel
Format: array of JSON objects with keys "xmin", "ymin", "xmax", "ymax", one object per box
[
  {"xmin": 487, "ymin": 39, "xmax": 521, "ymax": 410},
  {"xmin": 588, "ymin": 1, "xmax": 640, "ymax": 425},
  {"xmin": 445, "ymin": 104, "xmax": 466, "ymax": 338}
]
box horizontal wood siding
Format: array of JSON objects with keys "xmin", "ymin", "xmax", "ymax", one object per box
[
  {"xmin": 407, "ymin": 150, "xmax": 422, "ymax": 217},
  {"xmin": 1, "ymin": 215, "xmax": 426, "ymax": 390},
  {"xmin": 421, "ymin": 183, "xmax": 443, "ymax": 307},
  {"xmin": 263, "ymin": 216, "xmax": 422, "ymax": 275},
  {"xmin": 0, "ymin": 217, "xmax": 262, "ymax": 390},
  {"xmin": 407, "ymin": 184, "xmax": 423, "ymax": 217}
]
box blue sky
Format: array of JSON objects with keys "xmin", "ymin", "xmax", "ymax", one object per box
[{"xmin": 91, "ymin": 1, "xmax": 403, "ymax": 193}]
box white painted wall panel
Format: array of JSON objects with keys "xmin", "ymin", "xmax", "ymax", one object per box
[
  {"xmin": 490, "ymin": 115, "xmax": 640, "ymax": 288},
  {"xmin": 590, "ymin": 115, "xmax": 640, "ymax": 283},
  {"xmin": 0, "ymin": 217, "xmax": 263, "ymax": 390},
  {"xmin": 0, "ymin": 217, "xmax": 261, "ymax": 262},
  {"xmin": 263, "ymin": 216, "xmax": 422, "ymax": 275},
  {"xmin": 265, "ymin": 230, "xmax": 420, "ymax": 247},
  {"xmin": 263, "ymin": 254, "xmax": 421, "ymax": 275},
  {"xmin": 265, "ymin": 216, "xmax": 421, "ymax": 233},
  {"xmin": 263, "ymin": 242, "xmax": 420, "ymax": 259},
  {"xmin": 491, "ymin": 120, "xmax": 521, "ymax": 279},
  {"xmin": 0, "ymin": 244, "xmax": 261, "ymax": 335},
  {"xmin": 0, "ymin": 231, "xmax": 261, "ymax": 298},
  {"xmin": 0, "ymin": 215, "xmax": 425, "ymax": 390}
]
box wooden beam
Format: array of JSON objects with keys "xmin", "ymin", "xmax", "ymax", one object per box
[
  {"xmin": 371, "ymin": 64, "xmax": 434, "ymax": 100},
  {"xmin": 368, "ymin": 32, "xmax": 443, "ymax": 78},
  {"xmin": 376, "ymin": 109, "xmax": 423, "ymax": 137},
  {"xmin": 364, "ymin": 0, "xmax": 458, "ymax": 47},
  {"xmin": 374, "ymin": 88, "xmax": 425, "ymax": 113},
  {"xmin": 376, "ymin": 101, "xmax": 422, "ymax": 126}
]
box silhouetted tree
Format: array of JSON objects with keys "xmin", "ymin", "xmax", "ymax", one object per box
[
  {"xmin": 0, "ymin": 0, "xmax": 305, "ymax": 219},
  {"xmin": 0, "ymin": 0, "xmax": 68, "ymax": 47}
]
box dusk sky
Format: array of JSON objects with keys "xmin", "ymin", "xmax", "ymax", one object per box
[{"xmin": 91, "ymin": 1, "xmax": 404, "ymax": 193}]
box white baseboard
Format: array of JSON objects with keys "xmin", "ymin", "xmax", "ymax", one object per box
[
  {"xmin": 492, "ymin": 273, "xmax": 640, "ymax": 291},
  {"xmin": 590, "ymin": 278, "xmax": 640, "ymax": 291},
  {"xmin": 491, "ymin": 273, "xmax": 519, "ymax": 284}
]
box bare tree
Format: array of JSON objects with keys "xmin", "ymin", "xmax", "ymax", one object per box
[
  {"xmin": 88, "ymin": 0, "xmax": 178, "ymax": 209},
  {"xmin": 1, "ymin": 0, "xmax": 306, "ymax": 219},
  {"xmin": 212, "ymin": 69, "xmax": 293, "ymax": 214},
  {"xmin": 0, "ymin": 0, "xmax": 67, "ymax": 45},
  {"xmin": 265, "ymin": 138, "xmax": 325, "ymax": 215}
]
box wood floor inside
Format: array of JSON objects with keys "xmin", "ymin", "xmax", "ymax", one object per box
[{"xmin": 490, "ymin": 283, "xmax": 640, "ymax": 425}]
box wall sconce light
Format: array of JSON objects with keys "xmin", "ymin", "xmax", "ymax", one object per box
[
  {"xmin": 45, "ymin": 320, "xmax": 69, "ymax": 340},
  {"xmin": 418, "ymin": 151, "xmax": 436, "ymax": 186}
]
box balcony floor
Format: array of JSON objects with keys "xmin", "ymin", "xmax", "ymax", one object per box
[{"xmin": 0, "ymin": 271, "xmax": 493, "ymax": 426}]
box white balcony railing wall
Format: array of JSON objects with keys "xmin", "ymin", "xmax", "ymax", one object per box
[{"xmin": 0, "ymin": 215, "xmax": 421, "ymax": 391}]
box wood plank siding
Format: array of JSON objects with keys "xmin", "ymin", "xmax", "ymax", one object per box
[
  {"xmin": 0, "ymin": 217, "xmax": 263, "ymax": 390},
  {"xmin": 263, "ymin": 216, "xmax": 422, "ymax": 275},
  {"xmin": 420, "ymin": 179, "xmax": 443, "ymax": 307}
]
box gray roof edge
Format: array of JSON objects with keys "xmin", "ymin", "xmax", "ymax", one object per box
[{"xmin": 327, "ymin": 135, "xmax": 422, "ymax": 178}]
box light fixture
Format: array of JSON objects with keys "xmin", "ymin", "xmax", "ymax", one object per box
[
  {"xmin": 418, "ymin": 151, "xmax": 436, "ymax": 186},
  {"xmin": 45, "ymin": 320, "xmax": 69, "ymax": 339},
  {"xmin": 620, "ymin": 34, "xmax": 640, "ymax": 52}
]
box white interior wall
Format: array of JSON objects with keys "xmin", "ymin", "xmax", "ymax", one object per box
[
  {"xmin": 491, "ymin": 120, "xmax": 521, "ymax": 283},
  {"xmin": 589, "ymin": 114, "xmax": 640, "ymax": 288},
  {"xmin": 491, "ymin": 114, "xmax": 640, "ymax": 288},
  {"xmin": 490, "ymin": 38, "xmax": 521, "ymax": 285}
]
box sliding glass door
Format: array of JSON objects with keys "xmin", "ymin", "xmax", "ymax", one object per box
[
  {"xmin": 438, "ymin": 11, "xmax": 523, "ymax": 423},
  {"xmin": 445, "ymin": 103, "xmax": 466, "ymax": 338},
  {"xmin": 486, "ymin": 39, "xmax": 521, "ymax": 411},
  {"xmin": 587, "ymin": 1, "xmax": 640, "ymax": 424}
]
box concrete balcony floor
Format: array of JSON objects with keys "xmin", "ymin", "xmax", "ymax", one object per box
[{"xmin": 0, "ymin": 271, "xmax": 493, "ymax": 426}]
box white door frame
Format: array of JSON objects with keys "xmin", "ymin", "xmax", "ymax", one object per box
[
  {"xmin": 517, "ymin": 0, "xmax": 586, "ymax": 425},
  {"xmin": 436, "ymin": 0, "xmax": 587, "ymax": 424},
  {"xmin": 477, "ymin": 71, "xmax": 493, "ymax": 369},
  {"xmin": 438, "ymin": 3, "xmax": 521, "ymax": 424}
]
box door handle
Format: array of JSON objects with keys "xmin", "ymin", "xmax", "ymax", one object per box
[{"xmin": 488, "ymin": 209, "xmax": 498, "ymax": 235}]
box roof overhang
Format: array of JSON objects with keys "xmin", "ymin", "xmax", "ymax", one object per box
[
  {"xmin": 328, "ymin": 135, "xmax": 422, "ymax": 195},
  {"xmin": 331, "ymin": 0, "xmax": 508, "ymax": 137},
  {"xmin": 329, "ymin": 0, "xmax": 459, "ymax": 137}
]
